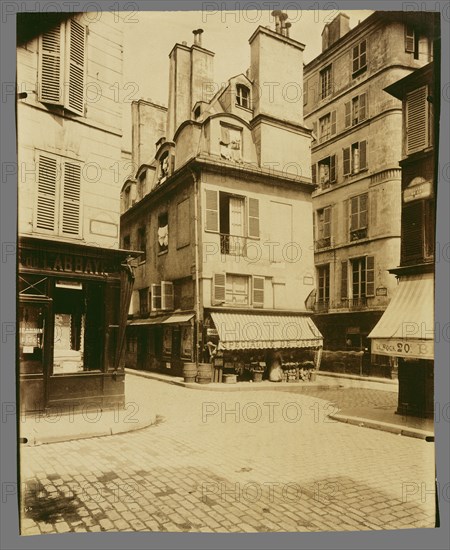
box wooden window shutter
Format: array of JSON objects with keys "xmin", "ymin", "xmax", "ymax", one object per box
[
  {"xmin": 61, "ymin": 161, "xmax": 81, "ymax": 236},
  {"xmin": 341, "ymin": 261, "xmax": 348, "ymax": 299},
  {"xmin": 359, "ymin": 140, "xmax": 367, "ymax": 170},
  {"xmin": 312, "ymin": 211, "xmax": 316, "ymax": 242},
  {"xmin": 323, "ymin": 207, "xmax": 331, "ymax": 238},
  {"xmin": 205, "ymin": 189, "xmax": 219, "ymax": 232},
  {"xmin": 405, "ymin": 25, "xmax": 415, "ymax": 52},
  {"xmin": 36, "ymin": 154, "xmax": 58, "ymax": 232},
  {"xmin": 343, "ymin": 147, "xmax": 351, "ymax": 175},
  {"xmin": 366, "ymin": 256, "xmax": 375, "ymax": 296},
  {"xmin": 402, "ymin": 201, "xmax": 424, "ymax": 262},
  {"xmin": 359, "ymin": 93, "xmax": 367, "ymax": 121},
  {"xmin": 330, "ymin": 154, "xmax": 336, "ymax": 183},
  {"xmin": 303, "ymin": 79, "xmax": 308, "ymax": 106},
  {"xmin": 213, "ymin": 273, "xmax": 226, "ymax": 305},
  {"xmin": 161, "ymin": 281, "xmax": 174, "ymax": 311},
  {"xmin": 151, "ymin": 283, "xmax": 162, "ymax": 310},
  {"xmin": 344, "ymin": 101, "xmax": 351, "ymax": 128},
  {"xmin": 39, "ymin": 24, "xmax": 63, "ymax": 105},
  {"xmin": 247, "ymin": 197, "xmax": 260, "ymax": 238},
  {"xmin": 66, "ymin": 19, "xmax": 86, "ymax": 115},
  {"xmin": 331, "ymin": 110, "xmax": 337, "ymax": 135},
  {"xmin": 311, "ymin": 163, "xmax": 317, "ymax": 183},
  {"xmin": 252, "ymin": 276, "xmax": 264, "ymax": 308},
  {"xmin": 406, "ymin": 86, "xmax": 428, "ymax": 154},
  {"xmin": 350, "ymin": 196, "xmax": 359, "ymax": 231},
  {"xmin": 360, "ymin": 193, "xmax": 368, "ymax": 228}
]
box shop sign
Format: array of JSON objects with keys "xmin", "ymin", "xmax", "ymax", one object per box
[
  {"xmin": 207, "ymin": 328, "xmax": 218, "ymax": 336},
  {"xmin": 19, "ymin": 250, "xmax": 114, "ymax": 276},
  {"xmin": 371, "ymin": 338, "xmax": 433, "ymax": 360},
  {"xmin": 403, "ymin": 179, "xmax": 432, "ymax": 203}
]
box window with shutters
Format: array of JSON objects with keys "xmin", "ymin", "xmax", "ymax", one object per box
[
  {"xmin": 352, "ymin": 40, "xmax": 367, "ymax": 77},
  {"xmin": 350, "ymin": 256, "xmax": 374, "ymax": 306},
  {"xmin": 38, "ymin": 19, "xmax": 86, "ymax": 116},
  {"xmin": 344, "ymin": 93, "xmax": 367, "ymax": 128},
  {"xmin": 349, "ymin": 193, "xmax": 368, "ymax": 241},
  {"xmin": 406, "ymin": 86, "xmax": 429, "ymax": 155},
  {"xmin": 319, "ymin": 111, "xmax": 336, "ymax": 142},
  {"xmin": 317, "ymin": 264, "xmax": 330, "ymax": 307},
  {"xmin": 35, "ymin": 152, "xmax": 82, "ymax": 238},
  {"xmin": 405, "ymin": 25, "xmax": 420, "ymax": 59},
  {"xmin": 317, "ymin": 155, "xmax": 336, "ymax": 188},
  {"xmin": 212, "ymin": 273, "xmax": 264, "ymax": 308},
  {"xmin": 161, "ymin": 281, "xmax": 174, "ymax": 311},
  {"xmin": 320, "ymin": 65, "xmax": 332, "ymax": 99},
  {"xmin": 316, "ymin": 207, "xmax": 331, "ymax": 249},
  {"xmin": 343, "ymin": 141, "xmax": 367, "ymax": 176}
]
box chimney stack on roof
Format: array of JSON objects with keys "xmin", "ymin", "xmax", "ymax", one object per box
[
  {"xmin": 193, "ymin": 28, "xmax": 204, "ymax": 47},
  {"xmin": 271, "ymin": 10, "xmax": 291, "ymax": 36}
]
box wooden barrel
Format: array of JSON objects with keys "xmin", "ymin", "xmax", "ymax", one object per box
[
  {"xmin": 183, "ymin": 362, "xmax": 197, "ymax": 383},
  {"xmin": 197, "ymin": 362, "xmax": 212, "ymax": 384}
]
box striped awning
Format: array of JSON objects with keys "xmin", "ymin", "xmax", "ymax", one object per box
[
  {"xmin": 369, "ymin": 273, "xmax": 434, "ymax": 360},
  {"xmin": 162, "ymin": 313, "xmax": 194, "ymax": 324},
  {"xmin": 210, "ymin": 312, "xmax": 323, "ymax": 351}
]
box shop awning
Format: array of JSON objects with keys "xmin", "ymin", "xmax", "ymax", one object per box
[
  {"xmin": 210, "ymin": 312, "xmax": 323, "ymax": 351},
  {"xmin": 162, "ymin": 313, "xmax": 195, "ymax": 325},
  {"xmin": 369, "ymin": 274, "xmax": 434, "ymax": 360},
  {"xmin": 128, "ymin": 315, "xmax": 169, "ymax": 326}
]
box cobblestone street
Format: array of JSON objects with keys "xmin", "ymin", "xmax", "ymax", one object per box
[{"xmin": 20, "ymin": 376, "xmax": 436, "ymax": 535}]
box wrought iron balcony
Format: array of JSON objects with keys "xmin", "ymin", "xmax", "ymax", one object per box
[
  {"xmin": 220, "ymin": 234, "xmax": 246, "ymax": 256},
  {"xmin": 338, "ymin": 297, "xmax": 368, "ymax": 310},
  {"xmin": 314, "ymin": 300, "xmax": 330, "ymax": 313},
  {"xmin": 315, "ymin": 237, "xmax": 331, "ymax": 250},
  {"xmin": 350, "ymin": 228, "xmax": 368, "ymax": 241}
]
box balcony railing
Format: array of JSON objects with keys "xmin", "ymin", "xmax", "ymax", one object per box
[
  {"xmin": 220, "ymin": 234, "xmax": 246, "ymax": 256},
  {"xmin": 314, "ymin": 300, "xmax": 330, "ymax": 313},
  {"xmin": 350, "ymin": 228, "xmax": 368, "ymax": 241},
  {"xmin": 315, "ymin": 237, "xmax": 331, "ymax": 250},
  {"xmin": 339, "ymin": 297, "xmax": 368, "ymax": 310}
]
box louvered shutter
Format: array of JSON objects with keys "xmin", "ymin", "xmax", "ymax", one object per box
[
  {"xmin": 366, "ymin": 256, "xmax": 375, "ymax": 296},
  {"xmin": 61, "ymin": 161, "xmax": 81, "ymax": 236},
  {"xmin": 406, "ymin": 86, "xmax": 428, "ymax": 154},
  {"xmin": 248, "ymin": 197, "xmax": 260, "ymax": 238},
  {"xmin": 350, "ymin": 196, "xmax": 358, "ymax": 231},
  {"xmin": 359, "ymin": 140, "xmax": 367, "ymax": 170},
  {"xmin": 161, "ymin": 281, "xmax": 174, "ymax": 311},
  {"xmin": 344, "ymin": 101, "xmax": 351, "ymax": 128},
  {"xmin": 36, "ymin": 154, "xmax": 58, "ymax": 232},
  {"xmin": 213, "ymin": 273, "xmax": 226, "ymax": 304},
  {"xmin": 330, "ymin": 154, "xmax": 336, "ymax": 183},
  {"xmin": 311, "ymin": 163, "xmax": 317, "ymax": 184},
  {"xmin": 323, "ymin": 207, "xmax": 331, "ymax": 238},
  {"xmin": 205, "ymin": 189, "xmax": 219, "ymax": 232},
  {"xmin": 359, "ymin": 93, "xmax": 367, "ymax": 121},
  {"xmin": 402, "ymin": 202, "xmax": 424, "ymax": 262},
  {"xmin": 343, "ymin": 147, "xmax": 351, "ymax": 175},
  {"xmin": 151, "ymin": 284, "xmax": 162, "ymax": 310},
  {"xmin": 312, "ymin": 211, "xmax": 316, "ymax": 242},
  {"xmin": 331, "ymin": 110, "xmax": 337, "ymax": 135},
  {"xmin": 39, "ymin": 24, "xmax": 63, "ymax": 105},
  {"xmin": 303, "ymin": 79, "xmax": 308, "ymax": 106},
  {"xmin": 65, "ymin": 19, "xmax": 86, "ymax": 115},
  {"xmin": 252, "ymin": 276, "xmax": 265, "ymax": 308},
  {"xmin": 360, "ymin": 193, "xmax": 368, "ymax": 228},
  {"xmin": 341, "ymin": 261, "xmax": 348, "ymax": 300},
  {"xmin": 405, "ymin": 26, "xmax": 415, "ymax": 52}
]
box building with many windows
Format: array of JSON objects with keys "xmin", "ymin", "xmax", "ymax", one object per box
[
  {"xmin": 304, "ymin": 11, "xmax": 438, "ymax": 377},
  {"xmin": 120, "ymin": 16, "xmax": 323, "ymax": 380},
  {"xmin": 17, "ymin": 13, "xmax": 138, "ymax": 412}
]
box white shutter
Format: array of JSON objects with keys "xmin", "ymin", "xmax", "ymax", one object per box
[
  {"xmin": 331, "ymin": 110, "xmax": 337, "ymax": 135},
  {"xmin": 161, "ymin": 281, "xmax": 174, "ymax": 311},
  {"xmin": 39, "ymin": 24, "xmax": 63, "ymax": 105},
  {"xmin": 405, "ymin": 26, "xmax": 415, "ymax": 53},
  {"xmin": 247, "ymin": 197, "xmax": 260, "ymax": 238},
  {"xmin": 252, "ymin": 276, "xmax": 265, "ymax": 308},
  {"xmin": 61, "ymin": 161, "xmax": 81, "ymax": 236},
  {"xmin": 205, "ymin": 189, "xmax": 219, "ymax": 232},
  {"xmin": 213, "ymin": 273, "xmax": 226, "ymax": 305},
  {"xmin": 65, "ymin": 19, "xmax": 86, "ymax": 115},
  {"xmin": 406, "ymin": 86, "xmax": 428, "ymax": 154},
  {"xmin": 36, "ymin": 154, "xmax": 58, "ymax": 232},
  {"xmin": 151, "ymin": 284, "xmax": 162, "ymax": 311}
]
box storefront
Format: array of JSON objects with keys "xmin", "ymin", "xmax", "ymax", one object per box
[
  {"xmin": 204, "ymin": 311, "xmax": 323, "ymax": 382},
  {"xmin": 369, "ymin": 273, "xmax": 434, "ymax": 417},
  {"xmin": 18, "ymin": 236, "xmax": 137, "ymax": 413}
]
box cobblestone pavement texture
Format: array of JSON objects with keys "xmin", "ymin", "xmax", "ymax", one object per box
[{"xmin": 20, "ymin": 377, "xmax": 436, "ymax": 535}]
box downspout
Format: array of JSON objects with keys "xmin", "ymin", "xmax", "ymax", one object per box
[{"xmin": 191, "ymin": 168, "xmax": 202, "ymax": 366}]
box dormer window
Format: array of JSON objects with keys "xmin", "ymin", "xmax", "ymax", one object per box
[
  {"xmin": 236, "ymin": 84, "xmax": 250, "ymax": 109},
  {"xmin": 160, "ymin": 152, "xmax": 169, "ymax": 179}
]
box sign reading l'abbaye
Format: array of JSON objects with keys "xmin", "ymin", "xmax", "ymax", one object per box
[
  {"xmin": 19, "ymin": 249, "xmax": 119, "ymax": 276},
  {"xmin": 371, "ymin": 338, "xmax": 433, "ymax": 360}
]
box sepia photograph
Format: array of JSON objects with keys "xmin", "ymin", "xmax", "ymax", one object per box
[{"xmin": 5, "ymin": 1, "xmax": 446, "ymax": 541}]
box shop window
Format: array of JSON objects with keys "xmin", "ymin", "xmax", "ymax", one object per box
[
  {"xmin": 236, "ymin": 84, "xmax": 250, "ymax": 109},
  {"xmin": 320, "ymin": 64, "xmax": 332, "ymax": 99},
  {"xmin": 317, "ymin": 264, "xmax": 330, "ymax": 306},
  {"xmin": 345, "ymin": 93, "xmax": 367, "ymax": 128},
  {"xmin": 157, "ymin": 212, "xmax": 169, "ymax": 253},
  {"xmin": 352, "ymin": 40, "xmax": 367, "ymax": 77},
  {"xmin": 319, "ymin": 111, "xmax": 336, "ymax": 142},
  {"xmin": 220, "ymin": 123, "xmax": 242, "ymax": 161},
  {"xmin": 19, "ymin": 303, "xmax": 45, "ymax": 374},
  {"xmin": 180, "ymin": 326, "xmax": 193, "ymax": 359},
  {"xmin": 137, "ymin": 226, "xmax": 146, "ymax": 262},
  {"xmin": 139, "ymin": 288, "xmax": 149, "ymax": 315},
  {"xmin": 343, "ymin": 141, "xmax": 367, "ymax": 176},
  {"xmin": 349, "ymin": 193, "xmax": 368, "ymax": 241},
  {"xmin": 316, "ymin": 155, "xmax": 336, "ymax": 188},
  {"xmin": 316, "ymin": 206, "xmax": 331, "ymax": 248},
  {"xmin": 38, "ymin": 18, "xmax": 86, "ymax": 115},
  {"xmin": 163, "ymin": 327, "xmax": 172, "ymax": 356},
  {"xmin": 35, "ymin": 153, "xmax": 82, "ymax": 237},
  {"xmin": 406, "ymin": 86, "xmax": 430, "ymax": 155}
]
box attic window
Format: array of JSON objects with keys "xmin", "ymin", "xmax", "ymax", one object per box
[
  {"xmin": 160, "ymin": 152, "xmax": 169, "ymax": 180},
  {"xmin": 194, "ymin": 105, "xmax": 201, "ymax": 119},
  {"xmin": 220, "ymin": 124, "xmax": 242, "ymax": 161},
  {"xmin": 236, "ymin": 84, "xmax": 250, "ymax": 109}
]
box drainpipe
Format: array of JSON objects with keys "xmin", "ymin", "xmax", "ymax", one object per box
[{"xmin": 191, "ymin": 168, "xmax": 202, "ymax": 366}]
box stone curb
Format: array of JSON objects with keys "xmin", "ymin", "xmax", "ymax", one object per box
[{"xmin": 332, "ymin": 414, "xmax": 434, "ymax": 441}]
